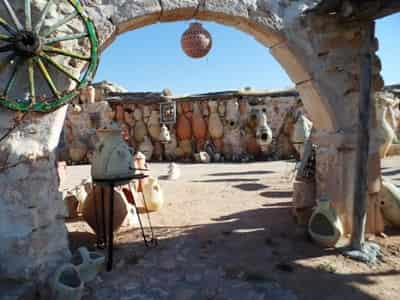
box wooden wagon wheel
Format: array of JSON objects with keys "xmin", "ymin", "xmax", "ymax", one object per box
[{"xmin": 0, "ymin": 0, "xmax": 99, "ymax": 112}]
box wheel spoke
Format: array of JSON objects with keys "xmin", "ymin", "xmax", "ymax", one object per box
[
  {"xmin": 0, "ymin": 33, "xmax": 11, "ymax": 41},
  {"xmin": 43, "ymin": 11, "xmax": 79, "ymax": 37},
  {"xmin": 43, "ymin": 46, "xmax": 90, "ymax": 61},
  {"xmin": 28, "ymin": 58, "xmax": 35, "ymax": 103},
  {"xmin": 35, "ymin": 57, "xmax": 60, "ymax": 99},
  {"xmin": 4, "ymin": 58, "xmax": 23, "ymax": 97},
  {"xmin": 1, "ymin": 0, "xmax": 23, "ymax": 31},
  {"xmin": 34, "ymin": 0, "xmax": 54, "ymax": 34},
  {"xmin": 0, "ymin": 43, "xmax": 13, "ymax": 53},
  {"xmin": 44, "ymin": 32, "xmax": 88, "ymax": 45},
  {"xmin": 0, "ymin": 17, "xmax": 16, "ymax": 35},
  {"xmin": 40, "ymin": 52, "xmax": 80, "ymax": 83},
  {"xmin": 25, "ymin": 0, "xmax": 32, "ymax": 31}
]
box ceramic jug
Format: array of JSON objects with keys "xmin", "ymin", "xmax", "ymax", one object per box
[
  {"xmin": 142, "ymin": 177, "xmax": 164, "ymax": 212},
  {"xmin": 148, "ymin": 110, "xmax": 161, "ymax": 141},
  {"xmin": 308, "ymin": 197, "xmax": 343, "ymax": 248},
  {"xmin": 208, "ymin": 101, "xmax": 224, "ymax": 139},
  {"xmin": 91, "ymin": 127, "xmax": 135, "ymax": 180},
  {"xmin": 176, "ymin": 113, "xmax": 192, "ymax": 141}
]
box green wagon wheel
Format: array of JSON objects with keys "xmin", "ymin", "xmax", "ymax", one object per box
[{"xmin": 0, "ymin": 0, "xmax": 99, "ymax": 112}]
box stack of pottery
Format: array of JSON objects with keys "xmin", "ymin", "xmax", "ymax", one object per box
[{"xmin": 192, "ymin": 102, "xmax": 207, "ymax": 151}]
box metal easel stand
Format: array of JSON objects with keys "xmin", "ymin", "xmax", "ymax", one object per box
[{"xmin": 92, "ymin": 174, "xmax": 157, "ymax": 272}]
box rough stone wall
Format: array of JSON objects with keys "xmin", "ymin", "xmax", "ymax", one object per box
[{"xmin": 62, "ymin": 88, "xmax": 306, "ymax": 164}]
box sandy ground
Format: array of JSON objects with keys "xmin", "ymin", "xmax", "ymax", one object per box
[{"xmin": 64, "ymin": 156, "xmax": 400, "ymax": 300}]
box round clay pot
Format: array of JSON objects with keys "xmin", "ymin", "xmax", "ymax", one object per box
[
  {"xmin": 176, "ymin": 114, "xmax": 192, "ymax": 141},
  {"xmin": 134, "ymin": 121, "xmax": 148, "ymax": 143},
  {"xmin": 181, "ymin": 22, "xmax": 212, "ymax": 58}
]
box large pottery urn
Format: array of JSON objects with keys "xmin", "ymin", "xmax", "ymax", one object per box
[
  {"xmin": 192, "ymin": 102, "xmax": 207, "ymax": 151},
  {"xmin": 208, "ymin": 101, "xmax": 224, "ymax": 139},
  {"xmin": 180, "ymin": 139, "xmax": 193, "ymax": 159},
  {"xmin": 91, "ymin": 127, "xmax": 135, "ymax": 180},
  {"xmin": 165, "ymin": 132, "xmax": 178, "ymax": 160},
  {"xmin": 181, "ymin": 22, "xmax": 212, "ymax": 59},
  {"xmin": 177, "ymin": 113, "xmax": 192, "ymax": 141},
  {"xmin": 115, "ymin": 105, "xmax": 124, "ymax": 122}
]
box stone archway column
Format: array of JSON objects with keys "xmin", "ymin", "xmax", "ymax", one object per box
[{"xmin": 0, "ymin": 107, "xmax": 71, "ymax": 282}]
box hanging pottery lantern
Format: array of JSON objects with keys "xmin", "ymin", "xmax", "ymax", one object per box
[{"xmin": 181, "ymin": 22, "xmax": 212, "ymax": 58}]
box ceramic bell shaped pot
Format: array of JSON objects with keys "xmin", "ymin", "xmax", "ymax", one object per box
[
  {"xmin": 208, "ymin": 102, "xmax": 224, "ymax": 140},
  {"xmin": 134, "ymin": 120, "xmax": 148, "ymax": 144},
  {"xmin": 256, "ymin": 112, "xmax": 273, "ymax": 147},
  {"xmin": 142, "ymin": 177, "xmax": 164, "ymax": 212},
  {"xmin": 192, "ymin": 102, "xmax": 207, "ymax": 139},
  {"xmin": 51, "ymin": 263, "xmax": 83, "ymax": 300},
  {"xmin": 218, "ymin": 102, "xmax": 226, "ymax": 117},
  {"xmin": 71, "ymin": 247, "xmax": 105, "ymax": 283},
  {"xmin": 138, "ymin": 136, "xmax": 154, "ymax": 161},
  {"xmin": 115, "ymin": 105, "xmax": 124, "ymax": 122},
  {"xmin": 91, "ymin": 126, "xmax": 135, "ymax": 180},
  {"xmin": 308, "ymin": 197, "xmax": 343, "ymax": 248}
]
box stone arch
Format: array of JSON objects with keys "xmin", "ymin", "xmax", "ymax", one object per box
[
  {"xmin": 0, "ymin": 0, "xmax": 384, "ymax": 283},
  {"xmin": 88, "ymin": 0, "xmax": 338, "ymax": 131}
]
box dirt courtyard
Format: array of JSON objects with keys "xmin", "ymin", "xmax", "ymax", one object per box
[{"xmin": 65, "ymin": 157, "xmax": 400, "ymax": 300}]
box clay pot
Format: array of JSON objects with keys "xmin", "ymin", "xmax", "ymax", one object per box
[
  {"xmin": 192, "ymin": 102, "xmax": 207, "ymax": 139},
  {"xmin": 181, "ymin": 22, "xmax": 212, "ymax": 58},
  {"xmin": 208, "ymin": 109, "xmax": 224, "ymax": 139},
  {"xmin": 133, "ymin": 109, "xmax": 143, "ymax": 121},
  {"xmin": 180, "ymin": 139, "xmax": 193, "ymax": 158},
  {"xmin": 51, "ymin": 264, "xmax": 83, "ymax": 300},
  {"xmin": 142, "ymin": 177, "xmax": 164, "ymax": 212},
  {"xmin": 124, "ymin": 110, "xmax": 135, "ymax": 127},
  {"xmin": 308, "ymin": 198, "xmax": 343, "ymax": 248},
  {"xmin": 134, "ymin": 152, "xmax": 149, "ymax": 192},
  {"xmin": 247, "ymin": 136, "xmax": 261, "ymax": 156},
  {"xmin": 181, "ymin": 102, "xmax": 192, "ymax": 114},
  {"xmin": 213, "ymin": 138, "xmax": 224, "ymax": 153},
  {"xmin": 115, "ymin": 105, "xmax": 124, "ymax": 122},
  {"xmin": 71, "ymin": 247, "xmax": 105, "ymax": 283},
  {"xmin": 143, "ymin": 106, "xmax": 151, "ymax": 119},
  {"xmin": 83, "ymin": 185, "xmax": 129, "ymax": 236},
  {"xmin": 218, "ymin": 102, "xmax": 226, "ymax": 117},
  {"xmin": 148, "ymin": 111, "xmax": 161, "ymax": 141},
  {"xmin": 176, "ymin": 114, "xmax": 192, "ymax": 141},
  {"xmin": 134, "ymin": 121, "xmax": 148, "ymax": 143},
  {"xmin": 138, "ymin": 136, "xmax": 154, "ymax": 161},
  {"xmin": 201, "ymin": 101, "xmax": 209, "ymax": 117}
]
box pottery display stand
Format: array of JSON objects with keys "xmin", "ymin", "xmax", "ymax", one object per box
[{"xmin": 92, "ymin": 174, "xmax": 157, "ymax": 271}]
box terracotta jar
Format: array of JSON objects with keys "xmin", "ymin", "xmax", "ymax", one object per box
[
  {"xmin": 134, "ymin": 152, "xmax": 148, "ymax": 192},
  {"xmin": 133, "ymin": 108, "xmax": 143, "ymax": 121},
  {"xmin": 181, "ymin": 102, "xmax": 192, "ymax": 114},
  {"xmin": 134, "ymin": 121, "xmax": 148, "ymax": 144},
  {"xmin": 247, "ymin": 136, "xmax": 261, "ymax": 156},
  {"xmin": 180, "ymin": 139, "xmax": 193, "ymax": 158},
  {"xmin": 192, "ymin": 102, "xmax": 207, "ymax": 151},
  {"xmin": 124, "ymin": 110, "xmax": 135, "ymax": 127},
  {"xmin": 148, "ymin": 110, "xmax": 161, "ymax": 141},
  {"xmin": 138, "ymin": 136, "xmax": 154, "ymax": 161},
  {"xmin": 208, "ymin": 101, "xmax": 224, "ymax": 139},
  {"xmin": 181, "ymin": 22, "xmax": 212, "ymax": 58},
  {"xmin": 83, "ymin": 185, "xmax": 130, "ymax": 236},
  {"xmin": 176, "ymin": 113, "xmax": 192, "ymax": 141},
  {"xmin": 142, "ymin": 177, "xmax": 164, "ymax": 212}
]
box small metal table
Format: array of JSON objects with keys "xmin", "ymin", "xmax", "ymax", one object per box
[{"xmin": 93, "ymin": 173, "xmax": 153, "ymax": 271}]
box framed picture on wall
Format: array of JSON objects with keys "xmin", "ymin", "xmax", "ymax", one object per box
[{"xmin": 160, "ymin": 102, "xmax": 177, "ymax": 124}]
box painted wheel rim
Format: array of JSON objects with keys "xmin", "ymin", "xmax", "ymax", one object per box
[{"xmin": 0, "ymin": 0, "xmax": 99, "ymax": 112}]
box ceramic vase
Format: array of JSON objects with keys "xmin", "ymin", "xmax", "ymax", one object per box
[
  {"xmin": 148, "ymin": 111, "xmax": 161, "ymax": 141},
  {"xmin": 115, "ymin": 105, "xmax": 124, "ymax": 122},
  {"xmin": 176, "ymin": 114, "xmax": 192, "ymax": 141},
  {"xmin": 142, "ymin": 177, "xmax": 164, "ymax": 212},
  {"xmin": 208, "ymin": 101, "xmax": 224, "ymax": 139}
]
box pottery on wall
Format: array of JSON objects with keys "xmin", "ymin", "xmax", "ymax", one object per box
[
  {"xmin": 153, "ymin": 141, "xmax": 163, "ymax": 161},
  {"xmin": 134, "ymin": 121, "xmax": 148, "ymax": 144},
  {"xmin": 223, "ymin": 126, "xmax": 242, "ymax": 161},
  {"xmin": 159, "ymin": 124, "xmax": 171, "ymax": 144},
  {"xmin": 124, "ymin": 110, "xmax": 135, "ymax": 127},
  {"xmin": 226, "ymin": 99, "xmax": 240, "ymax": 129},
  {"xmin": 133, "ymin": 108, "xmax": 143, "ymax": 121},
  {"xmin": 176, "ymin": 113, "xmax": 192, "ymax": 141},
  {"xmin": 239, "ymin": 100, "xmax": 251, "ymax": 127},
  {"xmin": 208, "ymin": 101, "xmax": 224, "ymax": 139},
  {"xmin": 201, "ymin": 101, "xmax": 209, "ymax": 117},
  {"xmin": 148, "ymin": 110, "xmax": 161, "ymax": 141},
  {"xmin": 180, "ymin": 139, "xmax": 193, "ymax": 158},
  {"xmin": 218, "ymin": 101, "xmax": 226, "ymax": 117},
  {"xmin": 246, "ymin": 135, "xmax": 261, "ymax": 156},
  {"xmin": 291, "ymin": 111, "xmax": 312, "ymax": 160},
  {"xmin": 139, "ymin": 136, "xmax": 154, "ymax": 161},
  {"xmin": 192, "ymin": 102, "xmax": 207, "ymax": 151},
  {"xmin": 213, "ymin": 138, "xmax": 224, "ymax": 153},
  {"xmin": 143, "ymin": 106, "xmax": 151, "ymax": 120}
]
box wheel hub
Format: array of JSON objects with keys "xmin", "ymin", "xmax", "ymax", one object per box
[{"xmin": 13, "ymin": 30, "xmax": 41, "ymax": 57}]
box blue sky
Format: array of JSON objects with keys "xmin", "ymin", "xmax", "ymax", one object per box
[{"xmin": 94, "ymin": 13, "xmax": 399, "ymax": 94}]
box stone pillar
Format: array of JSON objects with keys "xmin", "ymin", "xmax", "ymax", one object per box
[{"xmin": 0, "ymin": 106, "xmax": 70, "ymax": 282}]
